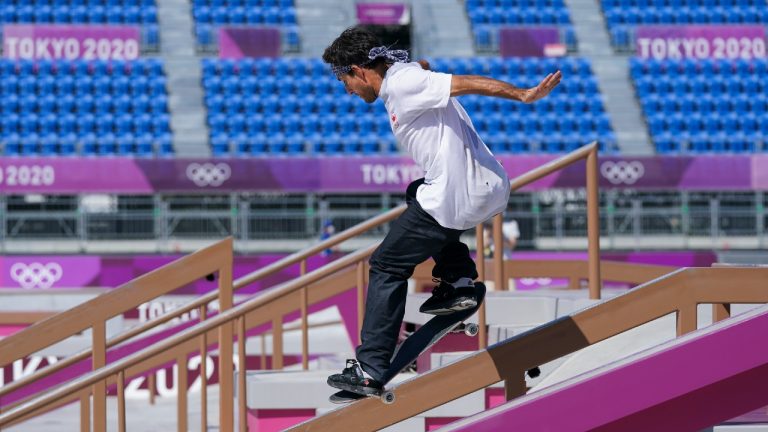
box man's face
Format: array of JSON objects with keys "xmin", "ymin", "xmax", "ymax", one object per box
[{"xmin": 339, "ymin": 66, "xmax": 377, "ymax": 103}]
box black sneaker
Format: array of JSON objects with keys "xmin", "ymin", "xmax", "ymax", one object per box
[
  {"xmin": 419, "ymin": 278, "xmax": 478, "ymax": 315},
  {"xmin": 327, "ymin": 359, "xmax": 383, "ymax": 396}
]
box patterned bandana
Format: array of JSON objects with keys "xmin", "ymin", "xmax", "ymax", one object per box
[{"xmin": 331, "ymin": 45, "xmax": 410, "ymax": 78}]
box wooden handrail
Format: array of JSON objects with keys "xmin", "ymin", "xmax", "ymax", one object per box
[
  {"xmin": 0, "ymin": 243, "xmax": 379, "ymax": 426},
  {"xmin": 491, "ymin": 141, "xmax": 601, "ymax": 296},
  {"xmin": 0, "ymin": 238, "xmax": 234, "ymax": 432},
  {"xmin": 0, "ymin": 312, "xmax": 56, "ymax": 325},
  {"xmin": 0, "ymin": 238, "xmax": 233, "ymax": 367},
  {"xmin": 287, "ymin": 267, "xmax": 768, "ymax": 431},
  {"xmin": 508, "ymin": 142, "xmax": 596, "ymax": 191}
]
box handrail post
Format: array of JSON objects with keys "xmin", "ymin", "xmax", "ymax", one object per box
[
  {"xmin": 117, "ymin": 371, "xmax": 126, "ymax": 432},
  {"xmin": 300, "ymin": 260, "xmax": 309, "ymax": 371},
  {"xmin": 199, "ymin": 305, "xmax": 208, "ymax": 431},
  {"xmin": 217, "ymin": 262, "xmax": 235, "ymax": 432},
  {"xmin": 503, "ymin": 374, "xmax": 526, "ymax": 401},
  {"xmin": 79, "ymin": 391, "xmax": 90, "ymax": 432},
  {"xmin": 148, "ymin": 373, "xmax": 156, "ymax": 406},
  {"xmin": 272, "ymin": 316, "xmax": 284, "ymax": 370},
  {"xmin": 493, "ymin": 214, "xmax": 506, "ymax": 291},
  {"xmin": 677, "ymin": 304, "xmax": 697, "ymax": 336},
  {"xmin": 713, "ymin": 303, "xmax": 731, "ymax": 323},
  {"xmin": 176, "ymin": 353, "xmax": 188, "ymax": 432},
  {"xmin": 475, "ymin": 224, "xmax": 487, "ymax": 349},
  {"xmin": 92, "ymin": 320, "xmax": 106, "ymax": 432},
  {"xmin": 586, "ymin": 147, "xmax": 603, "ymax": 299},
  {"xmin": 237, "ymin": 317, "xmax": 247, "ymax": 432},
  {"xmin": 260, "ymin": 335, "xmax": 266, "ymax": 369}
]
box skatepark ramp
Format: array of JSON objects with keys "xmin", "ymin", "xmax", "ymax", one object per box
[{"xmin": 288, "ymin": 266, "xmax": 768, "ymax": 431}]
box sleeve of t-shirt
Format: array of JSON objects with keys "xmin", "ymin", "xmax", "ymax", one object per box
[{"xmin": 390, "ymin": 65, "xmax": 452, "ymax": 115}]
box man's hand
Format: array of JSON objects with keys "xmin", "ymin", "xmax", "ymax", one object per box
[{"xmin": 521, "ymin": 70, "xmax": 562, "ymax": 104}]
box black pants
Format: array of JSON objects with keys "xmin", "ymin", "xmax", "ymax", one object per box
[{"xmin": 356, "ymin": 179, "xmax": 478, "ymax": 381}]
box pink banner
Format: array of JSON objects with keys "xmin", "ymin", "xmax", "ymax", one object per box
[
  {"xmin": 356, "ymin": 3, "xmax": 410, "ymax": 25},
  {"xmin": 499, "ymin": 27, "xmax": 563, "ymax": 58},
  {"xmin": 2, "ymin": 24, "xmax": 141, "ymax": 60},
  {"xmin": 0, "ymin": 156, "xmax": 762, "ymax": 194},
  {"xmin": 753, "ymin": 155, "xmax": 768, "ymax": 190},
  {"xmin": 218, "ymin": 27, "xmax": 281, "ymax": 59},
  {"xmin": 636, "ymin": 25, "xmax": 767, "ymax": 60}
]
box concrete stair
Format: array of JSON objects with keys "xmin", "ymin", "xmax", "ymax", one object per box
[
  {"xmin": 564, "ymin": 0, "xmax": 654, "ymax": 155},
  {"xmin": 156, "ymin": 0, "xmax": 210, "ymax": 157}
]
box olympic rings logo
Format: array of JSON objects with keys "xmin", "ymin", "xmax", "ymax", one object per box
[
  {"xmin": 600, "ymin": 161, "xmax": 645, "ymax": 185},
  {"xmin": 186, "ymin": 163, "xmax": 231, "ymax": 187},
  {"xmin": 10, "ymin": 263, "xmax": 63, "ymax": 289}
]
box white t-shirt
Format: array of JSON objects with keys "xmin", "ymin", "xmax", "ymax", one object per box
[{"xmin": 379, "ymin": 62, "xmax": 510, "ymax": 230}]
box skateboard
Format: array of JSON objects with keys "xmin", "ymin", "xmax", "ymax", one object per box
[{"xmin": 330, "ymin": 283, "xmax": 487, "ymax": 404}]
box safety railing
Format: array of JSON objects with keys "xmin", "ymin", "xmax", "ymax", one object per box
[
  {"xmin": 288, "ymin": 266, "xmax": 768, "ymax": 431},
  {"xmin": 0, "ymin": 142, "xmax": 605, "ymax": 431}
]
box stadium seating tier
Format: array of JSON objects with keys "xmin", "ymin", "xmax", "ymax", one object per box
[
  {"xmin": 203, "ymin": 57, "xmax": 616, "ymax": 156},
  {"xmin": 632, "ymin": 58, "xmax": 768, "ymax": 153},
  {"xmin": 0, "ymin": 59, "xmax": 173, "ymax": 157}
]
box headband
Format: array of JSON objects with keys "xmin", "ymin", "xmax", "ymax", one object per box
[{"xmin": 331, "ymin": 45, "xmax": 410, "ymax": 78}]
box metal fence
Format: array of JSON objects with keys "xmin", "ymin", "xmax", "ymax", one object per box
[{"xmin": 1, "ymin": 190, "xmax": 766, "ymax": 249}]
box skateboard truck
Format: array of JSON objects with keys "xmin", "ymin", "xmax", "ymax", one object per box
[{"xmin": 451, "ymin": 322, "xmax": 479, "ymax": 337}]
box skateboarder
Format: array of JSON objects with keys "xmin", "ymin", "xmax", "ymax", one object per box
[{"xmin": 322, "ymin": 27, "xmax": 562, "ymax": 396}]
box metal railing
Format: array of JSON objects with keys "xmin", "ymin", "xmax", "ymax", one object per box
[{"xmin": 3, "ymin": 186, "xmax": 766, "ymax": 249}]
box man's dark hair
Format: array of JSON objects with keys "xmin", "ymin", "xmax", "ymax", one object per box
[{"xmin": 322, "ymin": 26, "xmax": 385, "ymax": 70}]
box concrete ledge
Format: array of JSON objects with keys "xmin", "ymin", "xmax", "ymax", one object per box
[{"xmin": 241, "ymin": 370, "xmax": 414, "ymax": 410}]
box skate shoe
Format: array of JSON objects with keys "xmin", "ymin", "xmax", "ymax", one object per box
[
  {"xmin": 327, "ymin": 359, "xmax": 383, "ymax": 396},
  {"xmin": 419, "ymin": 277, "xmax": 478, "ymax": 315}
]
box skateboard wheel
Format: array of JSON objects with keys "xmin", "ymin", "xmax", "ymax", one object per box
[
  {"xmin": 381, "ymin": 391, "xmax": 396, "ymax": 404},
  {"xmin": 464, "ymin": 323, "xmax": 479, "ymax": 337},
  {"xmin": 527, "ymin": 367, "xmax": 541, "ymax": 378}
]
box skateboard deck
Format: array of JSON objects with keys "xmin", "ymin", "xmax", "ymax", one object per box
[{"xmin": 330, "ymin": 283, "xmax": 487, "ymax": 404}]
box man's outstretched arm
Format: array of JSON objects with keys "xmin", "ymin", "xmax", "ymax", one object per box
[{"xmin": 450, "ymin": 71, "xmax": 562, "ymax": 104}]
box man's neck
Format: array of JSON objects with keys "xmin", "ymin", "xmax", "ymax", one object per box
[{"xmin": 371, "ymin": 63, "xmax": 390, "ymax": 97}]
